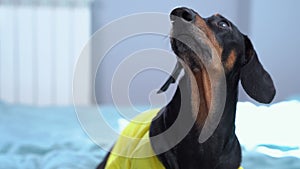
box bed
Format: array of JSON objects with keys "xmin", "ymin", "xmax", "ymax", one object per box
[{"xmin": 1, "ymin": 100, "xmax": 300, "ymax": 169}]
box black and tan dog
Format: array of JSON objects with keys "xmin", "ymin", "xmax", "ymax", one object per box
[{"xmin": 97, "ymin": 7, "xmax": 275, "ymax": 169}]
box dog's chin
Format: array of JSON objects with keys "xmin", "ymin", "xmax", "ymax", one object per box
[
  {"xmin": 171, "ymin": 37, "xmax": 204, "ymax": 72},
  {"xmin": 171, "ymin": 38, "xmax": 189, "ymax": 56},
  {"xmin": 170, "ymin": 19, "xmax": 214, "ymax": 70}
]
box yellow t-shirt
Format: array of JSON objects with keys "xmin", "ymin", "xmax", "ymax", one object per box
[{"xmin": 105, "ymin": 109, "xmax": 243, "ymax": 169}]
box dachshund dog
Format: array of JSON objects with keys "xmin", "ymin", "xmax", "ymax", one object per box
[{"xmin": 97, "ymin": 7, "xmax": 275, "ymax": 169}]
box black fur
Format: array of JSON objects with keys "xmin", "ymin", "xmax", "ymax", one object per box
[{"xmin": 97, "ymin": 7, "xmax": 275, "ymax": 169}]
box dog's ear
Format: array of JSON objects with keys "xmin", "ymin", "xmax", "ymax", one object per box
[{"xmin": 240, "ymin": 35, "xmax": 276, "ymax": 103}]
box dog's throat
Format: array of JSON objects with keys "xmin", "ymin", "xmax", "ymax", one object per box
[
  {"xmin": 179, "ymin": 62, "xmax": 212, "ymax": 128},
  {"xmin": 192, "ymin": 69, "xmax": 212, "ymax": 127}
]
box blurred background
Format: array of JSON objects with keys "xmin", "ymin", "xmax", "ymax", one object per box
[
  {"xmin": 0, "ymin": 0, "xmax": 300, "ymax": 169},
  {"xmin": 0, "ymin": 0, "xmax": 299, "ymax": 106}
]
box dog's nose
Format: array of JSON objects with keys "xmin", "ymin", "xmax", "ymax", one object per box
[{"xmin": 170, "ymin": 7, "xmax": 196, "ymax": 22}]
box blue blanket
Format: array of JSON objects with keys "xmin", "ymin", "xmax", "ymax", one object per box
[{"xmin": 0, "ymin": 101, "xmax": 299, "ymax": 169}]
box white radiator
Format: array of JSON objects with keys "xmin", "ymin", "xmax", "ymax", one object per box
[{"xmin": 0, "ymin": 1, "xmax": 92, "ymax": 106}]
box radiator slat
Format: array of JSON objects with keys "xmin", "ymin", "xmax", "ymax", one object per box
[
  {"xmin": 37, "ymin": 7, "xmax": 53, "ymax": 105},
  {"xmin": 19, "ymin": 7, "xmax": 34, "ymax": 105},
  {"xmin": 55, "ymin": 7, "xmax": 72, "ymax": 105},
  {"xmin": 0, "ymin": 6, "xmax": 15, "ymax": 103}
]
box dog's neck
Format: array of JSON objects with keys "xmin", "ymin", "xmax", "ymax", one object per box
[
  {"xmin": 167, "ymin": 70, "xmax": 239, "ymax": 139},
  {"xmin": 150, "ymin": 68, "xmax": 241, "ymax": 168}
]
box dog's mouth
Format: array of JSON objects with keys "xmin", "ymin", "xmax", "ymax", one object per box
[
  {"xmin": 158, "ymin": 8, "xmax": 221, "ymax": 94},
  {"xmin": 159, "ymin": 8, "xmax": 227, "ymax": 125},
  {"xmin": 170, "ymin": 35, "xmax": 211, "ymax": 71},
  {"xmin": 170, "ymin": 10, "xmax": 214, "ymax": 71}
]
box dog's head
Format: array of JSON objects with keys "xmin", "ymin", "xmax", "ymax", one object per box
[{"xmin": 168, "ymin": 7, "xmax": 276, "ymax": 104}]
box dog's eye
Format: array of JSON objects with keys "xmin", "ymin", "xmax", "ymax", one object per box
[{"xmin": 218, "ymin": 21, "xmax": 230, "ymax": 30}]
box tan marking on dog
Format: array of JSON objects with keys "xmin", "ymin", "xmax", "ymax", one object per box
[
  {"xmin": 193, "ymin": 68, "xmax": 211, "ymax": 126},
  {"xmin": 226, "ymin": 50, "xmax": 237, "ymax": 71},
  {"xmin": 190, "ymin": 74, "xmax": 201, "ymax": 120},
  {"xmin": 194, "ymin": 15, "xmax": 223, "ymax": 57},
  {"xmin": 178, "ymin": 59, "xmax": 200, "ymax": 118}
]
